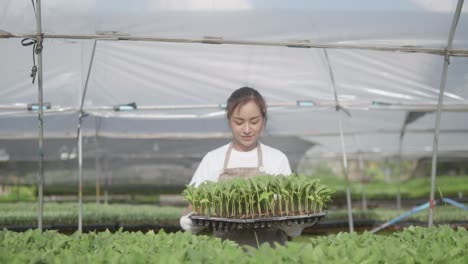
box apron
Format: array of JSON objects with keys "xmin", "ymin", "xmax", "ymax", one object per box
[{"xmin": 213, "ymin": 143, "xmax": 288, "ymax": 247}]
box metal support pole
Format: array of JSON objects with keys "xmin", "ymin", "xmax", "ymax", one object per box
[
  {"xmin": 358, "ymin": 153, "xmax": 366, "ymax": 211},
  {"xmin": 76, "ymin": 40, "xmax": 97, "ymax": 232},
  {"xmin": 429, "ymin": 0, "xmax": 464, "ymax": 227},
  {"xmin": 94, "ymin": 138, "xmax": 102, "ymax": 204},
  {"xmin": 34, "ymin": 0, "xmax": 44, "ymax": 232},
  {"xmin": 353, "ymin": 135, "xmax": 367, "ymax": 211},
  {"xmin": 429, "ymin": 54, "xmax": 448, "ymax": 227},
  {"xmin": 94, "ymin": 117, "xmax": 102, "ymax": 205},
  {"xmin": 338, "ymin": 114, "xmax": 354, "ymax": 233},
  {"xmin": 77, "ymin": 118, "xmax": 83, "ymax": 232},
  {"xmin": 104, "ymin": 157, "xmax": 109, "ymax": 205},
  {"xmin": 397, "ymin": 136, "xmax": 403, "ymax": 211},
  {"xmin": 95, "ymin": 153, "xmax": 101, "ymax": 205},
  {"xmin": 324, "ymin": 49, "xmax": 354, "ymax": 232}
]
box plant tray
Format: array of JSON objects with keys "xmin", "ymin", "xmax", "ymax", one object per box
[{"xmin": 190, "ymin": 211, "xmax": 327, "ymax": 230}]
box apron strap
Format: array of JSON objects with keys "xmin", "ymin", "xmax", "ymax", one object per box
[
  {"xmin": 223, "ymin": 143, "xmax": 233, "ymax": 170},
  {"xmin": 223, "ymin": 142, "xmax": 264, "ymax": 170},
  {"xmin": 257, "ymin": 143, "xmax": 264, "ymax": 168}
]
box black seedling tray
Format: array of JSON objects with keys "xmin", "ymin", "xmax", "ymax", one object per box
[{"xmin": 190, "ymin": 212, "xmax": 327, "ymax": 230}]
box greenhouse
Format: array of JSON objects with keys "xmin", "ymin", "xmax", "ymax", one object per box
[{"xmin": 0, "ymin": 0, "xmax": 467, "ymax": 263}]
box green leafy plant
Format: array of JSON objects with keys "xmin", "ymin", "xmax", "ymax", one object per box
[{"xmin": 0, "ymin": 226, "xmax": 466, "ymax": 263}]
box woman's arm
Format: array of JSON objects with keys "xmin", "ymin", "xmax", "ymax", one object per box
[{"xmin": 182, "ymin": 204, "xmax": 193, "ymax": 216}]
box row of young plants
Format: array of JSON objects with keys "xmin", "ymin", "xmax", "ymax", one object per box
[
  {"xmin": 314, "ymin": 175, "xmax": 467, "ymax": 199},
  {"xmin": 0, "ymin": 186, "xmax": 36, "ymax": 202},
  {"xmin": 0, "ymin": 226, "xmax": 466, "ymax": 263},
  {"xmin": 182, "ymin": 174, "xmax": 333, "ymax": 218},
  {"xmin": 3, "ymin": 175, "xmax": 465, "ymax": 203},
  {"xmin": 1, "ymin": 202, "xmax": 465, "ymax": 227},
  {"xmin": 0, "ymin": 202, "xmax": 184, "ymax": 226}
]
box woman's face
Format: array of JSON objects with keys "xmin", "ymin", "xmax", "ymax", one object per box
[{"xmin": 229, "ymin": 100, "xmax": 264, "ymax": 151}]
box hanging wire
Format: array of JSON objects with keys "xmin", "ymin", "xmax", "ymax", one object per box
[
  {"xmin": 21, "ymin": 1, "xmax": 42, "ymax": 84},
  {"xmin": 21, "ymin": 35, "xmax": 43, "ymax": 84}
]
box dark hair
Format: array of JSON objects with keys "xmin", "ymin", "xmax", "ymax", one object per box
[{"xmin": 226, "ymin": 87, "xmax": 267, "ymax": 124}]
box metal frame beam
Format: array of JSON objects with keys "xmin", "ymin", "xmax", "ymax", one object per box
[
  {"xmin": 3, "ymin": 102, "xmax": 468, "ymax": 113},
  {"xmin": 2, "ymin": 33, "xmax": 468, "ymax": 57}
]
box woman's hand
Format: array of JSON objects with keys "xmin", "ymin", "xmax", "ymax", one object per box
[
  {"xmin": 179, "ymin": 213, "xmax": 207, "ymax": 234},
  {"xmin": 278, "ymin": 223, "xmax": 315, "ymax": 238}
]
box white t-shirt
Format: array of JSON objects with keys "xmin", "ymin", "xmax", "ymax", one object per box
[{"xmin": 189, "ymin": 142, "xmax": 292, "ymax": 187}]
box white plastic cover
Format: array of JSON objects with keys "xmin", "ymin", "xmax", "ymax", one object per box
[{"xmin": 1, "ymin": 0, "xmax": 468, "ymax": 159}]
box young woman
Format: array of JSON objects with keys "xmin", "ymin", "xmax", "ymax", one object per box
[{"xmin": 180, "ymin": 87, "xmax": 294, "ymax": 246}]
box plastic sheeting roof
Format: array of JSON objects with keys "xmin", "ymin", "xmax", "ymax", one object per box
[
  {"xmin": 1, "ymin": 0, "xmax": 468, "ymax": 159},
  {"xmin": 2, "ymin": 1, "xmax": 468, "ymax": 47}
]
